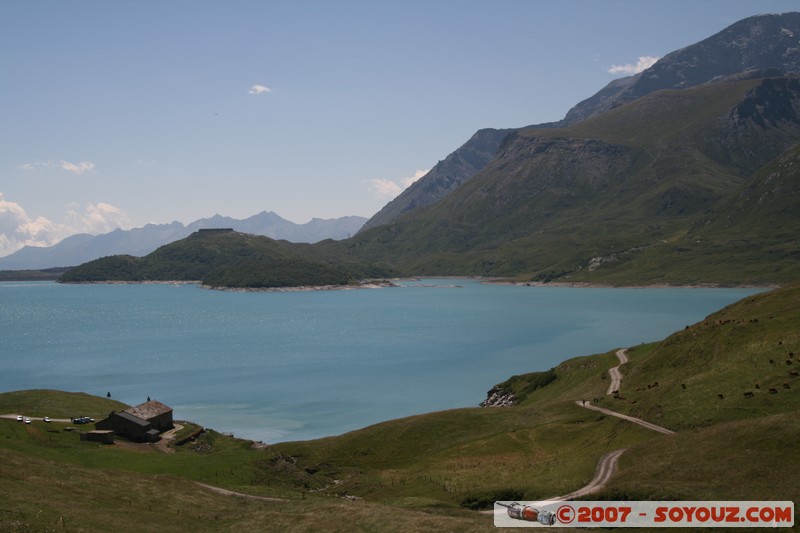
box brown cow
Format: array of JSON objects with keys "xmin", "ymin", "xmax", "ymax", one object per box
[
  {"xmin": 744, "ymin": 391, "xmax": 754, "ymax": 398},
  {"xmin": 768, "ymin": 387, "xmax": 778, "ymax": 394}
]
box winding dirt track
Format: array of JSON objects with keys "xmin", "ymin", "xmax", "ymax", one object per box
[
  {"xmin": 607, "ymin": 348, "xmax": 629, "ymax": 395},
  {"xmin": 577, "ymin": 401, "xmax": 675, "ymax": 435},
  {"xmin": 559, "ymin": 347, "xmax": 674, "ymax": 501},
  {"xmin": 585, "ymin": 348, "xmax": 675, "ymax": 435},
  {"xmin": 555, "ymin": 447, "xmax": 627, "ymax": 500},
  {"xmin": 484, "ymin": 347, "xmax": 678, "ymax": 515},
  {"xmin": 194, "ymin": 482, "xmax": 288, "ymax": 502}
]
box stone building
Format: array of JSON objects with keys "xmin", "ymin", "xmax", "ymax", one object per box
[{"xmin": 95, "ymin": 400, "xmax": 173, "ymax": 442}]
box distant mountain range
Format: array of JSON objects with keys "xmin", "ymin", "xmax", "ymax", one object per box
[{"xmin": 0, "ymin": 212, "xmax": 366, "ymax": 270}]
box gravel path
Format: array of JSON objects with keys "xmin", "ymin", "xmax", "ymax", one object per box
[{"xmin": 607, "ymin": 348, "xmax": 629, "ymax": 395}]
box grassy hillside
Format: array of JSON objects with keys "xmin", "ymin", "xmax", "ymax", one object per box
[
  {"xmin": 324, "ymin": 77, "xmax": 800, "ymax": 285},
  {"xmin": 2, "ymin": 281, "xmax": 798, "ymax": 530},
  {"xmin": 0, "ymin": 389, "xmax": 128, "ymax": 419},
  {"xmin": 589, "ymin": 280, "xmax": 800, "ymax": 430},
  {"xmin": 59, "ymin": 230, "xmax": 396, "ymax": 288},
  {"xmin": 0, "ymin": 446, "xmax": 493, "ymax": 532}
]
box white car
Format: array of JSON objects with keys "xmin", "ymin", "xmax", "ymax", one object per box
[
  {"xmin": 16, "ymin": 415, "xmax": 23, "ymax": 422},
  {"xmin": 24, "ymin": 418, "xmax": 31, "ymax": 424},
  {"xmin": 43, "ymin": 417, "xmax": 51, "ymax": 423}
]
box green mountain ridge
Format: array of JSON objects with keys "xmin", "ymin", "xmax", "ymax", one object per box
[
  {"xmin": 59, "ymin": 229, "xmax": 396, "ymax": 288},
  {"xmin": 326, "ymin": 76, "xmax": 800, "ymax": 285}
]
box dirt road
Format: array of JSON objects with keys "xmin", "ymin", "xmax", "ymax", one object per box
[
  {"xmin": 577, "ymin": 401, "xmax": 675, "ymax": 435},
  {"xmin": 607, "ymin": 348, "xmax": 629, "ymax": 395},
  {"xmin": 0, "ymin": 413, "xmax": 72, "ymax": 423}
]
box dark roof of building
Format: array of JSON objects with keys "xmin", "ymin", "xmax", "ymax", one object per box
[
  {"xmin": 115, "ymin": 411, "xmax": 151, "ymax": 427},
  {"xmin": 124, "ymin": 400, "xmax": 172, "ymax": 421}
]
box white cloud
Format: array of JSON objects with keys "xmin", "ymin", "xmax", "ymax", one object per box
[
  {"xmin": 0, "ymin": 193, "xmax": 61, "ymax": 256},
  {"xmin": 17, "ymin": 159, "xmax": 96, "ymax": 175},
  {"xmin": 60, "ymin": 160, "xmax": 95, "ymax": 175},
  {"xmin": 248, "ymin": 84, "xmax": 272, "ymax": 95},
  {"xmin": 66, "ymin": 202, "xmax": 132, "ymax": 235},
  {"xmin": 366, "ymin": 179, "xmax": 403, "ymax": 200},
  {"xmin": 608, "ymin": 55, "xmax": 660, "ymax": 75},
  {"xmin": 366, "ymin": 169, "xmax": 429, "ymax": 201},
  {"xmin": 0, "ymin": 193, "xmax": 132, "ymax": 257}
]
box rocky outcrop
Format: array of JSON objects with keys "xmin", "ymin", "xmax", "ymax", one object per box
[
  {"xmin": 359, "ymin": 128, "xmax": 515, "ymax": 232},
  {"xmin": 563, "ymin": 12, "xmax": 800, "ymax": 124},
  {"xmin": 480, "ymin": 385, "xmax": 517, "ymax": 408}
]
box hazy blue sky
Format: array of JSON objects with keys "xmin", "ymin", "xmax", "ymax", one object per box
[{"xmin": 1, "ymin": 0, "xmax": 798, "ymax": 256}]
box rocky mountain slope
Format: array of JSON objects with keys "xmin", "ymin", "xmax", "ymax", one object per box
[
  {"xmin": 359, "ymin": 128, "xmax": 514, "ymax": 232},
  {"xmin": 360, "ymin": 13, "xmax": 800, "ymax": 233},
  {"xmin": 332, "ymin": 75, "xmax": 800, "ymax": 284},
  {"xmin": 563, "ymin": 12, "xmax": 800, "ymax": 124}
]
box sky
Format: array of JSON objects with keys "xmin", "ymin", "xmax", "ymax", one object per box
[{"xmin": 1, "ymin": 0, "xmax": 799, "ymax": 257}]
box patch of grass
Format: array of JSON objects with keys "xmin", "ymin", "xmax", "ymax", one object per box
[
  {"xmin": 0, "ymin": 447, "xmax": 494, "ymax": 532},
  {"xmin": 0, "ymin": 389, "xmax": 128, "ymax": 420},
  {"xmin": 259, "ymin": 401, "xmax": 658, "ymax": 507},
  {"xmin": 604, "ymin": 411, "xmax": 800, "ymax": 502},
  {"xmin": 594, "ymin": 282, "xmax": 800, "ymax": 430}
]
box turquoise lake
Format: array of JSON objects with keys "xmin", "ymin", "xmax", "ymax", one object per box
[{"xmin": 0, "ymin": 280, "xmax": 761, "ymax": 442}]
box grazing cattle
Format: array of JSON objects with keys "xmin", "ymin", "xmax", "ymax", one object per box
[
  {"xmin": 768, "ymin": 387, "xmax": 778, "ymax": 394},
  {"xmin": 681, "ymin": 383, "xmax": 686, "ymax": 389},
  {"xmin": 770, "ymin": 359, "xmax": 775, "ymax": 364},
  {"xmin": 744, "ymin": 391, "xmax": 754, "ymax": 398},
  {"xmin": 789, "ymin": 371, "xmax": 799, "ymax": 377},
  {"xmin": 717, "ymin": 393, "xmax": 724, "ymax": 399},
  {"xmin": 787, "ymin": 360, "xmax": 793, "ymax": 365},
  {"xmin": 783, "ymin": 381, "xmax": 791, "ymax": 389},
  {"xmin": 755, "ymin": 383, "xmax": 761, "ymax": 389}
]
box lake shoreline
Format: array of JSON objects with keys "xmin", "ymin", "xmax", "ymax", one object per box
[
  {"xmin": 53, "ymin": 276, "xmax": 779, "ymax": 291},
  {"xmin": 484, "ymin": 279, "xmax": 780, "ymax": 290}
]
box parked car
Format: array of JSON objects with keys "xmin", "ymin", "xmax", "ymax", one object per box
[
  {"xmin": 24, "ymin": 418, "xmax": 31, "ymax": 424},
  {"xmin": 43, "ymin": 417, "xmax": 51, "ymax": 423},
  {"xmin": 16, "ymin": 415, "xmax": 23, "ymax": 422}
]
